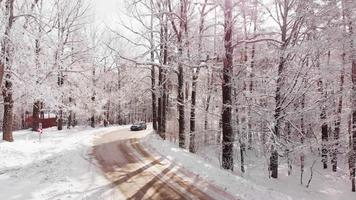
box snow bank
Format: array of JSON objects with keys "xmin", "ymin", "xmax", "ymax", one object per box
[
  {"xmin": 142, "ymin": 132, "xmax": 354, "ymax": 200},
  {"xmin": 142, "ymin": 133, "xmax": 292, "ymax": 200},
  {"xmin": 0, "ymin": 126, "xmax": 127, "ymax": 200}
]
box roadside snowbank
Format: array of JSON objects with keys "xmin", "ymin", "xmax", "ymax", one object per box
[
  {"xmin": 142, "ymin": 132, "xmax": 354, "ymax": 200},
  {"xmin": 142, "ymin": 133, "xmax": 291, "ymax": 200},
  {"xmin": 0, "ymin": 126, "xmax": 126, "ymax": 200}
]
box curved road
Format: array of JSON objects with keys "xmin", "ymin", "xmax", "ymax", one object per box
[{"xmin": 93, "ymin": 127, "xmax": 237, "ymax": 200}]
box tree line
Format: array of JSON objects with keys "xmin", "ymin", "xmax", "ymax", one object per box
[
  {"xmin": 121, "ymin": 0, "xmax": 356, "ymax": 191},
  {"xmin": 0, "ymin": 0, "xmax": 152, "ymax": 139}
]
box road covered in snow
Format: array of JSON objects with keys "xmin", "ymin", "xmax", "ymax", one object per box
[
  {"xmin": 93, "ymin": 127, "xmax": 238, "ymax": 200},
  {"xmin": 0, "ymin": 126, "xmax": 125, "ymax": 200}
]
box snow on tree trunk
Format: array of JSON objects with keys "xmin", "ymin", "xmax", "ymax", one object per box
[
  {"xmin": 3, "ymin": 79, "xmax": 13, "ymax": 142},
  {"xmin": 351, "ymin": 56, "xmax": 356, "ymax": 190},
  {"xmin": 2, "ymin": 0, "xmax": 15, "ymax": 142},
  {"xmin": 345, "ymin": 0, "xmax": 356, "ymax": 189},
  {"xmin": 189, "ymin": 70, "xmax": 199, "ymax": 153},
  {"xmin": 174, "ymin": 0, "xmax": 187, "ymax": 149},
  {"xmin": 332, "ymin": 52, "xmax": 345, "ymax": 172},
  {"xmin": 189, "ymin": 0, "xmax": 207, "ymax": 153},
  {"xmin": 150, "ymin": 6, "xmax": 158, "ymax": 132},
  {"xmin": 157, "ymin": 66, "xmax": 163, "ymax": 133},
  {"xmin": 157, "ymin": 7, "xmax": 168, "ymax": 139},
  {"xmin": 221, "ymin": 0, "xmax": 234, "ymax": 171},
  {"xmin": 270, "ymin": 53, "xmax": 285, "ymax": 179},
  {"xmin": 177, "ymin": 63, "xmax": 185, "ymax": 148},
  {"xmin": 151, "ymin": 64, "xmax": 157, "ymax": 131}
]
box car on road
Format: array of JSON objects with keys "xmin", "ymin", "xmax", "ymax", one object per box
[{"xmin": 130, "ymin": 122, "xmax": 147, "ymax": 131}]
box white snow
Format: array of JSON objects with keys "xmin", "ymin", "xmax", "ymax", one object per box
[
  {"xmin": 0, "ymin": 126, "xmax": 126, "ymax": 200},
  {"xmin": 2, "ymin": 127, "xmax": 353, "ymax": 200},
  {"xmin": 142, "ymin": 132, "xmax": 355, "ymax": 200}
]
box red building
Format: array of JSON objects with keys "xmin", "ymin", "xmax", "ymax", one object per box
[{"xmin": 24, "ymin": 112, "xmax": 57, "ymax": 129}]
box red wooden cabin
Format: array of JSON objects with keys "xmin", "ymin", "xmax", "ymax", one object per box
[{"xmin": 24, "ymin": 112, "xmax": 57, "ymax": 129}]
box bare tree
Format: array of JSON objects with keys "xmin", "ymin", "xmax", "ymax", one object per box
[
  {"xmin": 168, "ymin": 0, "xmax": 188, "ymax": 148},
  {"xmin": 344, "ymin": 0, "xmax": 356, "ymax": 191},
  {"xmin": 189, "ymin": 0, "xmax": 210, "ymax": 153},
  {"xmin": 221, "ymin": 0, "xmax": 234, "ymax": 170},
  {"xmin": 268, "ymin": 0, "xmax": 305, "ymax": 178},
  {"xmin": 1, "ymin": 0, "xmax": 15, "ymax": 142}
]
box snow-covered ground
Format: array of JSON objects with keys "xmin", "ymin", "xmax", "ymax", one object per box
[
  {"xmin": 2, "ymin": 126, "xmax": 353, "ymax": 200},
  {"xmin": 143, "ymin": 133, "xmax": 354, "ymax": 200},
  {"xmin": 0, "ymin": 126, "xmax": 126, "ymax": 200}
]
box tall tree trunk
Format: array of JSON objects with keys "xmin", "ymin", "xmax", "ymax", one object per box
[
  {"xmin": 352, "ymin": 58, "xmax": 356, "ymax": 191},
  {"xmin": 270, "ymin": 52, "xmax": 285, "ymax": 178},
  {"xmin": 269, "ymin": 0, "xmax": 290, "ymax": 177},
  {"xmin": 349, "ymin": 13, "xmax": 356, "ymax": 191},
  {"xmin": 348, "ymin": 106, "xmax": 353, "ymax": 190},
  {"xmin": 321, "ymin": 106, "xmax": 329, "ymax": 169},
  {"xmin": 241, "ymin": 0, "xmax": 252, "ymax": 151},
  {"xmin": 240, "ymin": 139, "xmax": 245, "ymax": 173},
  {"xmin": 332, "ymin": 52, "xmax": 345, "ymax": 172},
  {"xmin": 234, "ymin": 88, "xmax": 245, "ymax": 173},
  {"xmin": 189, "ymin": 0, "xmax": 207, "ymax": 153},
  {"xmin": 0, "ymin": 0, "xmax": 15, "ymax": 90},
  {"xmin": 157, "ymin": 67, "xmax": 163, "ymax": 133},
  {"xmin": 178, "ymin": 63, "xmax": 185, "ymax": 148},
  {"xmin": 204, "ymin": 72, "xmax": 213, "ymax": 144},
  {"xmin": 342, "ymin": 0, "xmax": 355, "ymax": 188},
  {"xmin": 286, "ymin": 122, "xmax": 292, "ymax": 176},
  {"xmin": 67, "ymin": 97, "xmax": 73, "ymax": 129},
  {"xmin": 116, "ymin": 63, "xmax": 122, "ymax": 125},
  {"xmin": 176, "ymin": 0, "xmax": 186, "ymax": 148},
  {"xmin": 189, "ymin": 69, "xmax": 199, "ymax": 153},
  {"xmin": 317, "ymin": 62, "xmax": 328, "ymax": 169},
  {"xmin": 2, "ymin": 0, "xmax": 15, "ymax": 142},
  {"xmin": 3, "ymin": 79, "xmax": 13, "ymax": 141},
  {"xmin": 150, "ymin": 5, "xmax": 158, "ymax": 132},
  {"xmin": 91, "ymin": 63, "xmax": 96, "ymax": 128},
  {"xmin": 161, "ymin": 69, "xmax": 167, "ymax": 135},
  {"xmin": 56, "ymin": 52, "xmax": 64, "ymax": 131},
  {"xmin": 158, "ymin": 8, "xmax": 168, "ymax": 139},
  {"xmin": 300, "ymin": 94, "xmax": 306, "ymax": 184},
  {"xmin": 151, "ymin": 65, "xmax": 158, "ymax": 131},
  {"xmin": 32, "ymin": 21, "xmax": 42, "ymax": 131},
  {"xmin": 221, "ymin": 0, "xmax": 234, "ymax": 171},
  {"xmin": 247, "ymin": 0, "xmax": 258, "ymax": 150}
]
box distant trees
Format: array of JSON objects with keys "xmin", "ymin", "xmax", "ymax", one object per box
[{"xmin": 0, "ymin": 0, "xmax": 152, "ymax": 141}]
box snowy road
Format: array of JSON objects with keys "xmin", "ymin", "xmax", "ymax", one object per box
[{"xmin": 93, "ymin": 127, "xmax": 238, "ymax": 200}]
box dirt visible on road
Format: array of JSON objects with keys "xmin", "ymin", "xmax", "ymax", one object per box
[{"xmin": 92, "ymin": 128, "xmax": 237, "ymax": 200}]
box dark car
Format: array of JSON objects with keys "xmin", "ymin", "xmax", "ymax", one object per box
[{"xmin": 130, "ymin": 122, "xmax": 147, "ymax": 131}]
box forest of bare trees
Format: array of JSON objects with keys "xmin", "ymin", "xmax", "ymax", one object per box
[
  {"xmin": 117, "ymin": 0, "xmax": 356, "ymax": 191},
  {"xmin": 1, "ymin": 0, "xmax": 356, "ymax": 194}
]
